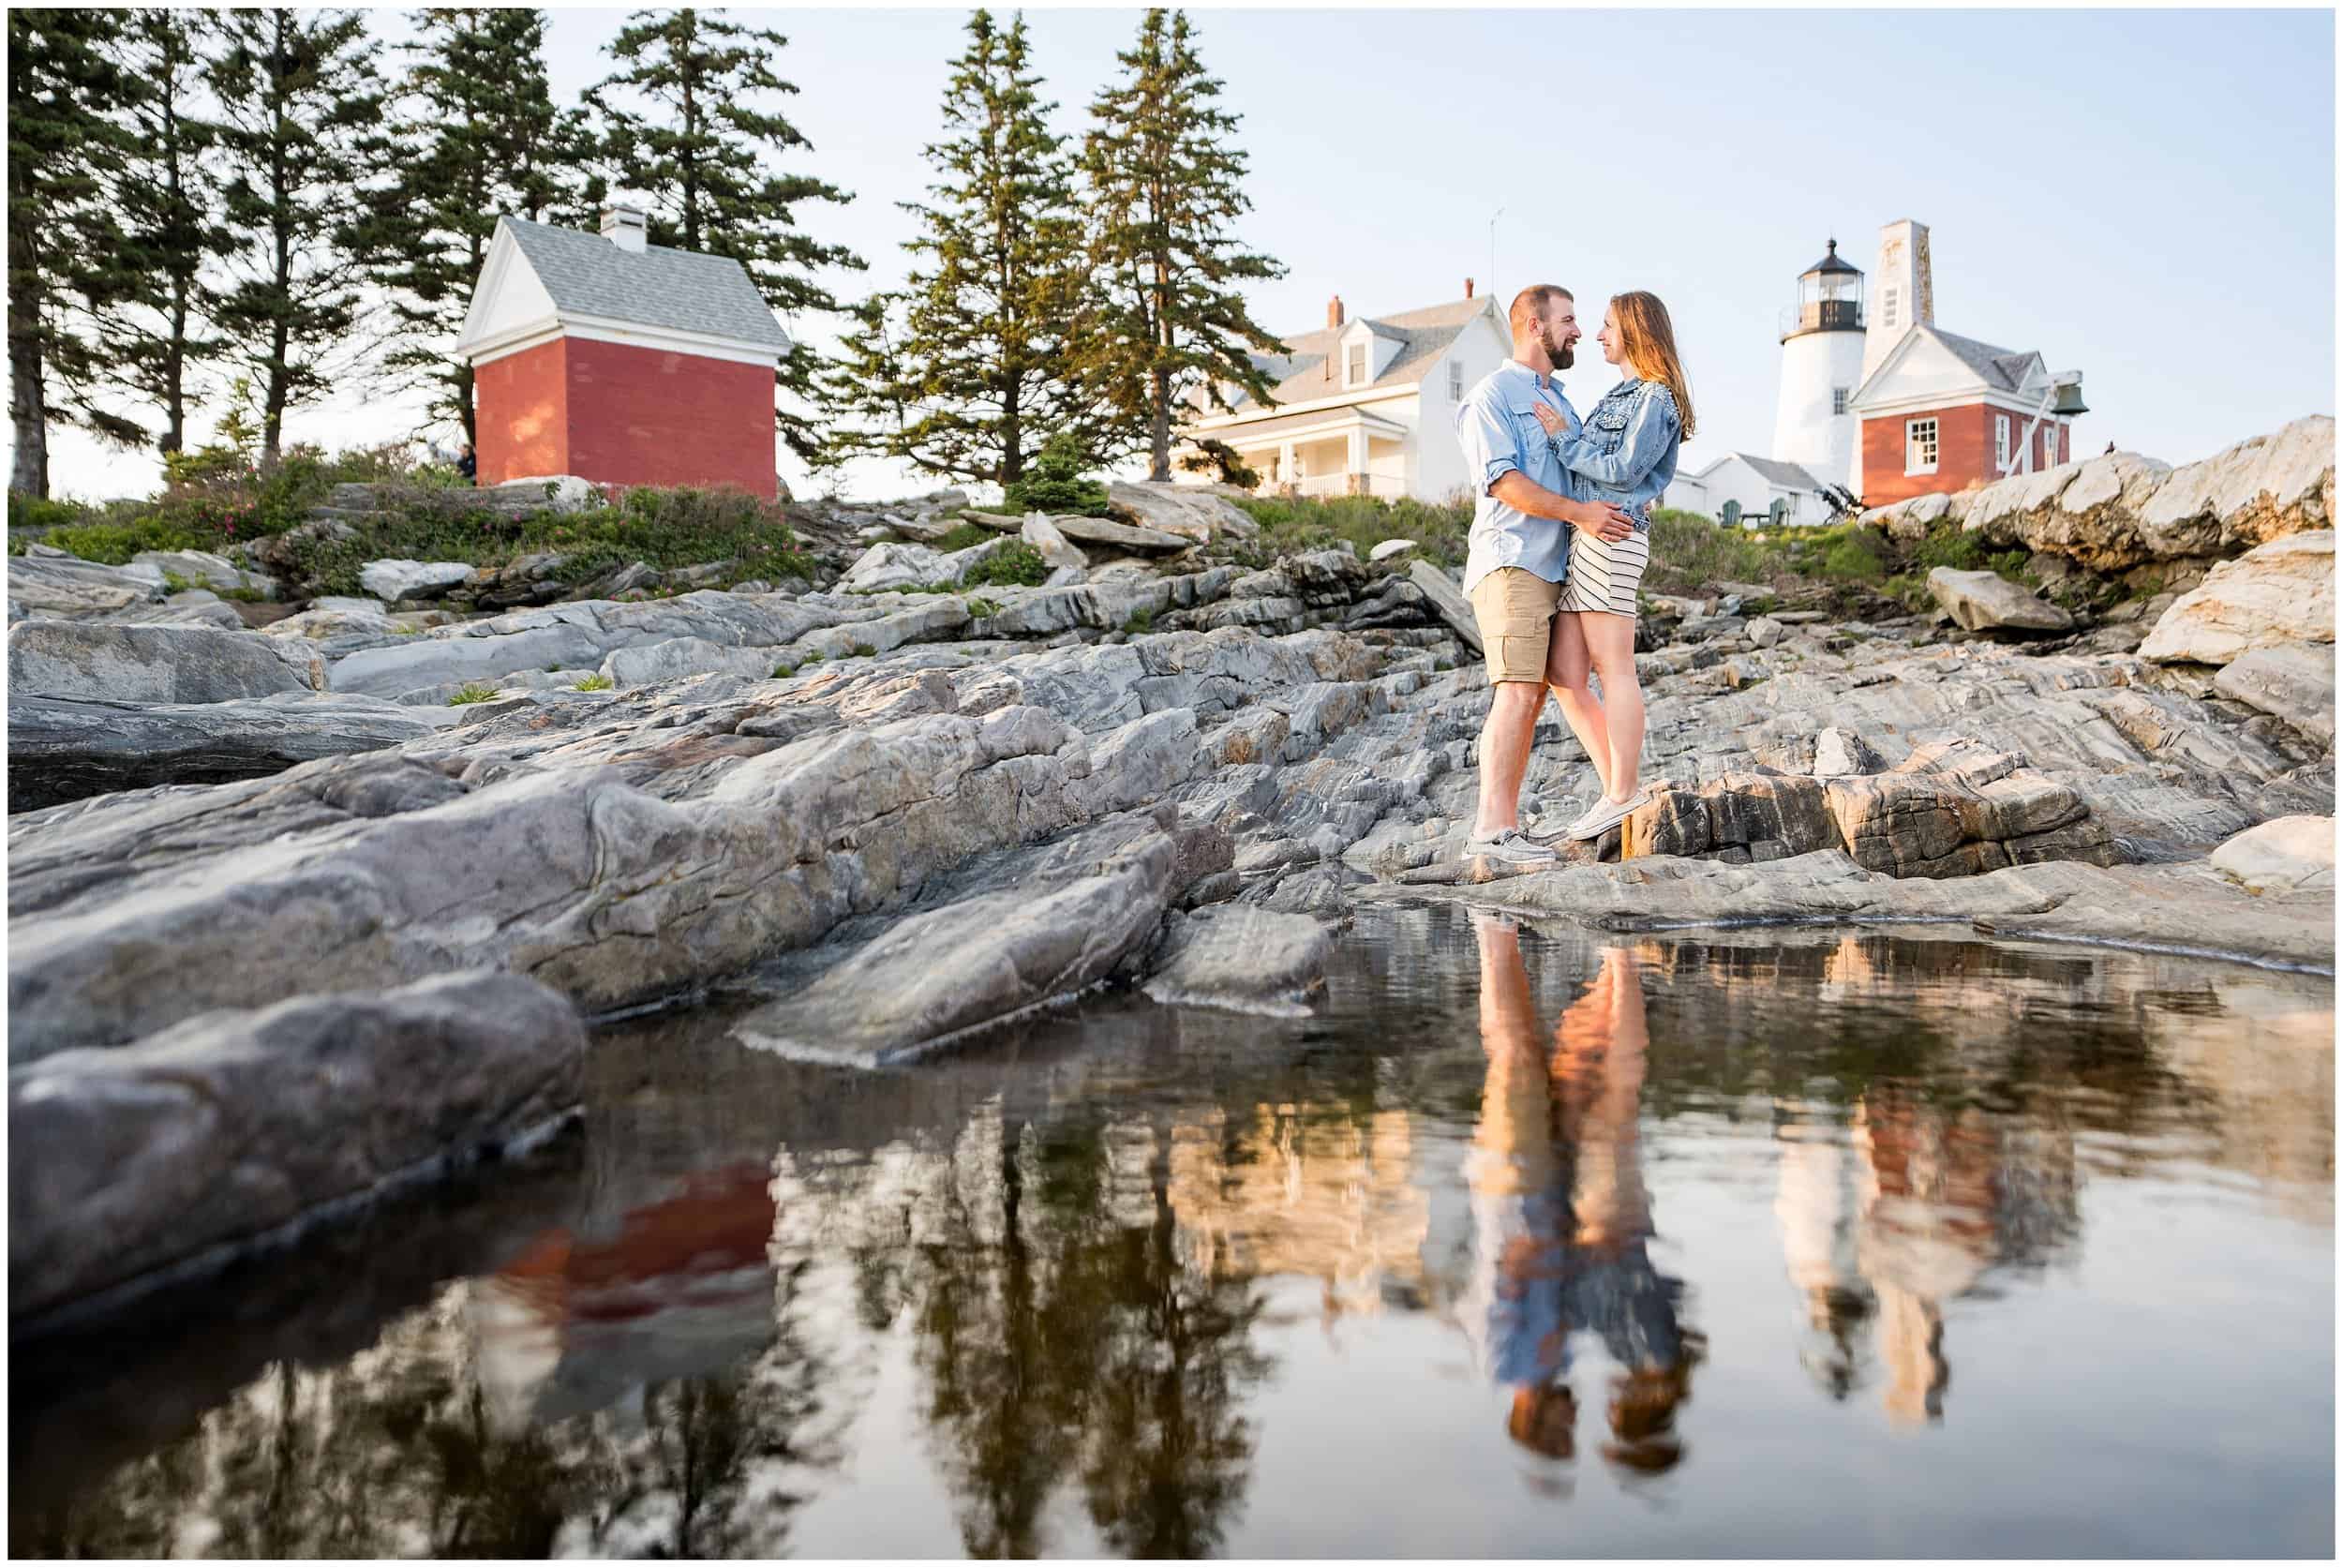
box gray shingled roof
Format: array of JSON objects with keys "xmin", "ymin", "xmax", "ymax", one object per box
[
  {"xmin": 1198, "ymin": 296, "xmax": 1493, "ymax": 416},
  {"xmin": 500, "ymin": 216, "xmax": 791, "ymax": 350},
  {"xmin": 1732, "ymin": 453, "xmax": 1827, "ymax": 490},
  {"xmin": 1927, "ymin": 326, "xmax": 2041, "ymax": 393}
]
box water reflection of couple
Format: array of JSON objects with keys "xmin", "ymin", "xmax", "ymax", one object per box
[{"xmin": 1460, "ymin": 915, "xmax": 1698, "ymax": 1473}]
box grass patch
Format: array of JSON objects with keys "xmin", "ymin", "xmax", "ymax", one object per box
[
  {"xmin": 934, "ymin": 521, "xmax": 994, "ymax": 552},
  {"xmin": 1124, "ymin": 606, "xmax": 1155, "ymax": 635},
  {"xmin": 964, "ymin": 595, "xmax": 1000, "ymax": 619},
  {"xmin": 852, "ymin": 642, "xmax": 877, "ymax": 659},
  {"xmin": 446, "ymin": 682, "xmax": 500, "ymax": 706},
  {"xmin": 1231, "ymin": 493, "xmax": 1471, "ymax": 572},
  {"xmin": 573, "ymin": 672, "xmax": 614, "ymax": 692},
  {"xmin": 770, "ymin": 663, "xmax": 796, "ymax": 679}
]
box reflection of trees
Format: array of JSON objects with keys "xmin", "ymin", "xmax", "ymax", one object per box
[
  {"xmin": 22, "ymin": 1239, "xmax": 846, "ymax": 1557},
  {"xmin": 876, "ymin": 1104, "xmax": 1272, "ymax": 1558}
]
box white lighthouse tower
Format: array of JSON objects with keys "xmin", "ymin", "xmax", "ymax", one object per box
[{"xmin": 1770, "ymin": 238, "xmax": 1866, "ymax": 494}]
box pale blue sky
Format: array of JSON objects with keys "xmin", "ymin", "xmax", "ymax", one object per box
[{"xmin": 38, "ymin": 6, "xmax": 2336, "ymax": 502}]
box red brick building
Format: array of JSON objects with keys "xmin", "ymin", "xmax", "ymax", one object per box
[
  {"xmin": 1847, "ymin": 324, "xmax": 2087, "ymax": 505},
  {"xmin": 454, "ymin": 205, "xmax": 791, "ymax": 499}
]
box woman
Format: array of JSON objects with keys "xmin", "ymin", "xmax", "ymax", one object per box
[{"xmin": 1530, "ymin": 291, "xmax": 1694, "ymax": 842}]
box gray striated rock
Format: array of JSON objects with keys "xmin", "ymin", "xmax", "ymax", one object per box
[
  {"xmin": 1409, "ymin": 560, "xmax": 1483, "ymax": 652},
  {"xmin": 7, "ymin": 547, "xmax": 166, "ymax": 619},
  {"xmin": 1142, "ymin": 903, "xmax": 1333, "ymax": 1014},
  {"xmin": 731, "ymin": 819, "xmax": 1216, "ymax": 1066},
  {"xmin": 1926, "ymin": 567, "xmax": 2074, "ymax": 635},
  {"xmin": 2214, "ymin": 643, "xmax": 2336, "ymax": 746},
  {"xmin": 1021, "ymin": 512, "xmax": 1088, "ymax": 573},
  {"xmin": 359, "ymin": 559, "xmax": 476, "ymax": 602},
  {"xmin": 130, "ymin": 549, "xmax": 279, "ymax": 599},
  {"xmin": 9, "ymin": 970, "xmax": 583, "ymax": 1322},
  {"xmin": 838, "ymin": 535, "xmax": 1009, "ymax": 594},
  {"xmin": 1107, "ymin": 480, "xmax": 1257, "ymax": 542},
  {"xmin": 9, "ymin": 620, "xmax": 323, "ymax": 704},
  {"xmin": 8, "ymin": 691, "xmax": 460, "ymax": 813}
]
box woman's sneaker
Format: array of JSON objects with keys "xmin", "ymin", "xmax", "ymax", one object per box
[
  {"xmin": 1566, "ymin": 789, "xmax": 1649, "ymax": 841},
  {"xmin": 1464, "ymin": 827, "xmax": 1559, "ymax": 865}
]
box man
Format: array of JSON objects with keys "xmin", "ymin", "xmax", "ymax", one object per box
[{"xmin": 1454, "ymin": 286, "xmax": 1635, "ymax": 864}]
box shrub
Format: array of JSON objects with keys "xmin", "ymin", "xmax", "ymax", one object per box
[
  {"xmin": 1642, "ymin": 508, "xmax": 1788, "ymax": 595},
  {"xmin": 1177, "ymin": 438, "xmax": 1261, "ymax": 489},
  {"xmin": 446, "ymin": 683, "xmax": 500, "ymax": 706},
  {"xmin": 958, "ymin": 539, "xmax": 1050, "ymax": 590},
  {"xmin": 1001, "ymin": 433, "xmax": 1112, "ymax": 516},
  {"xmin": 8, "ymin": 491, "xmax": 89, "ymax": 533},
  {"xmin": 1817, "ymin": 530, "xmax": 1890, "ymax": 581},
  {"xmin": 770, "ymin": 663, "xmax": 795, "ymax": 679},
  {"xmin": 1909, "ymin": 522, "xmax": 1986, "ymax": 574}
]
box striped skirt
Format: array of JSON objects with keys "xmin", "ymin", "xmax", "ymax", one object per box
[{"xmin": 1558, "ymin": 526, "xmax": 1650, "ymax": 617}]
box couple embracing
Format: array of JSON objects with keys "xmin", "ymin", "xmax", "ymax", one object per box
[{"xmin": 1455, "ymin": 284, "xmax": 1695, "ymax": 864}]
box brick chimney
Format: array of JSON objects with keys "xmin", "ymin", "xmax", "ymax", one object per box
[
  {"xmin": 1327, "ymin": 294, "xmax": 1345, "ymax": 328},
  {"xmin": 1464, "ymin": 277, "xmax": 1475, "ymax": 299}
]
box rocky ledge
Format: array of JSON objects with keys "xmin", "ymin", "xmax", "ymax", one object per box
[{"xmin": 7, "ymin": 431, "xmax": 2335, "ymax": 1323}]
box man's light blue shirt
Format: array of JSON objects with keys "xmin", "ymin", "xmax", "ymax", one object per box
[{"xmin": 1455, "ymin": 359, "xmax": 1579, "ymax": 597}]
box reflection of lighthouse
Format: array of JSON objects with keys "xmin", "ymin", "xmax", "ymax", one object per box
[{"xmin": 1770, "ymin": 239, "xmax": 1866, "ymax": 494}]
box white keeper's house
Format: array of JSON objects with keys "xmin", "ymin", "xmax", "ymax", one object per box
[{"xmin": 1173, "ymin": 286, "xmax": 1509, "ymax": 502}]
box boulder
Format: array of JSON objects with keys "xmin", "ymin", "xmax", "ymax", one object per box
[
  {"xmin": 1368, "ymin": 538, "xmax": 1418, "ymax": 562},
  {"xmin": 7, "ymin": 547, "xmax": 165, "ymax": 619},
  {"xmin": 1926, "ymin": 567, "xmax": 2073, "ymax": 635},
  {"xmin": 2134, "ymin": 414, "xmax": 2335, "ymax": 556},
  {"xmin": 1021, "ymin": 512, "xmax": 1089, "ymax": 573},
  {"xmin": 1408, "ymin": 560, "xmax": 1483, "ymax": 653},
  {"xmin": 2138, "ymin": 530, "xmax": 2335, "ymax": 665},
  {"xmin": 8, "ymin": 620, "xmax": 323, "ymax": 704},
  {"xmin": 1107, "ymin": 480, "xmax": 1258, "ymax": 543},
  {"xmin": 8, "ymin": 691, "xmax": 460, "ymax": 813},
  {"xmin": 2209, "ymin": 815, "xmax": 2335, "ymax": 893},
  {"xmin": 600, "ymin": 636, "xmax": 789, "ymax": 688},
  {"xmin": 358, "ymin": 559, "xmax": 477, "ymax": 602},
  {"xmin": 2213, "ymin": 643, "xmax": 2336, "ymax": 746},
  {"xmin": 838, "ymin": 535, "xmax": 1009, "ymax": 594},
  {"xmin": 1747, "ymin": 616, "xmax": 1785, "ymax": 648},
  {"xmin": 130, "ymin": 549, "xmax": 279, "ymax": 600},
  {"xmin": 1052, "ymin": 513, "xmax": 1192, "ymax": 555},
  {"xmin": 730, "ymin": 814, "xmax": 1222, "ymax": 1066},
  {"xmin": 1142, "ymin": 904, "xmax": 1333, "ymax": 1014},
  {"xmin": 264, "ymin": 595, "xmax": 396, "ymax": 641},
  {"xmin": 477, "ymin": 474, "xmax": 603, "ymax": 515},
  {"xmin": 8, "ymin": 970, "xmax": 583, "ymax": 1322}
]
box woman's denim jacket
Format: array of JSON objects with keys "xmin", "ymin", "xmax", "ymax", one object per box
[{"xmin": 1548, "ymin": 377, "xmax": 1680, "ymax": 531}]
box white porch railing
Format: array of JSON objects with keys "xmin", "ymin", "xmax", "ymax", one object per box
[{"xmin": 1286, "ymin": 472, "xmax": 1408, "ymax": 500}]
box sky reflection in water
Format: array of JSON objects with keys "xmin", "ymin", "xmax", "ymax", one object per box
[{"xmin": 12, "ymin": 906, "xmax": 2335, "ymax": 1558}]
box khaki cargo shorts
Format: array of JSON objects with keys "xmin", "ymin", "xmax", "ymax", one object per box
[{"xmin": 1468, "ymin": 566, "xmax": 1562, "ymax": 684}]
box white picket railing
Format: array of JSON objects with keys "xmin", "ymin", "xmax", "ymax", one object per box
[{"xmin": 1286, "ymin": 472, "xmax": 1408, "ymax": 500}]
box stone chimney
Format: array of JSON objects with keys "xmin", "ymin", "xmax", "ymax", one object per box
[
  {"xmin": 601, "ymin": 202, "xmax": 649, "ymax": 254},
  {"xmin": 1464, "ymin": 277, "xmax": 1475, "ymax": 299},
  {"xmin": 1327, "ymin": 294, "xmax": 1345, "ymax": 328}
]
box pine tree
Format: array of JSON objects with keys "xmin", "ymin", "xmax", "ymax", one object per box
[
  {"xmin": 7, "ymin": 8, "xmax": 145, "ymax": 496},
  {"xmin": 1078, "ymin": 9, "xmax": 1285, "ymax": 482},
  {"xmin": 204, "ymin": 7, "xmax": 386, "ymax": 464},
  {"xmin": 355, "ymin": 8, "xmax": 599, "ymax": 443},
  {"xmin": 825, "ymin": 10, "xmax": 1106, "ymax": 488},
  {"xmin": 104, "ymin": 8, "xmax": 236, "ymax": 457},
  {"xmin": 587, "ymin": 7, "xmax": 861, "ymax": 463}
]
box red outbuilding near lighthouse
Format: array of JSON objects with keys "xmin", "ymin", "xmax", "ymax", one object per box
[{"xmin": 455, "ymin": 204, "xmax": 791, "ymax": 499}]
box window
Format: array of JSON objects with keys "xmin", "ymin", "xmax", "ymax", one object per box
[
  {"xmin": 1905, "ymin": 417, "xmax": 1939, "ymax": 475},
  {"xmin": 1346, "ymin": 343, "xmax": 1367, "ymax": 386},
  {"xmin": 1882, "ymin": 287, "xmax": 1899, "ymax": 329},
  {"xmin": 1831, "ymin": 387, "xmax": 1850, "ymax": 416},
  {"xmin": 2043, "ymin": 426, "xmax": 2058, "ymax": 466},
  {"xmin": 1448, "ymin": 361, "xmax": 1464, "ymax": 401},
  {"xmin": 1995, "ymin": 414, "xmax": 2011, "ymax": 470}
]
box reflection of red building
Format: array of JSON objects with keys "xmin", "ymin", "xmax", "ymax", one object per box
[
  {"xmin": 495, "ymin": 1162, "xmax": 778, "ymax": 1325},
  {"xmin": 455, "ymin": 205, "xmax": 791, "ymax": 498}
]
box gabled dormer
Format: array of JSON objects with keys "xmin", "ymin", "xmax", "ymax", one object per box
[{"xmin": 1337, "ymin": 318, "xmax": 1407, "ymax": 390}]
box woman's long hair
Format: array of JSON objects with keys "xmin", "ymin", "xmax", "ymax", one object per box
[{"xmin": 1612, "ymin": 291, "xmax": 1696, "ymax": 441}]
